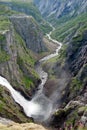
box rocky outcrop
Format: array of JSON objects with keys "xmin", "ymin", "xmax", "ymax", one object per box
[
  {"xmin": 50, "ymin": 87, "xmax": 87, "ymax": 128},
  {"xmin": 66, "ymin": 31, "xmax": 87, "ymax": 76}
]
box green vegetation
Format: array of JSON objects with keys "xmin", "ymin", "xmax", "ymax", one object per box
[
  {"xmin": 43, "ymin": 44, "xmax": 67, "ymax": 68},
  {"xmin": 70, "ymin": 77, "xmax": 82, "ymax": 95},
  {"xmin": 51, "ymin": 13, "xmax": 87, "ymax": 42},
  {"xmin": 0, "ymin": 16, "xmax": 10, "ymax": 30},
  {"xmin": 57, "ymin": 44, "xmax": 67, "ymax": 63},
  {"xmin": 0, "ymin": 48, "xmax": 10, "ymax": 62},
  {"xmin": 55, "ymin": 105, "xmax": 87, "ymax": 130},
  {"xmin": 0, "ymin": 34, "xmax": 5, "ymax": 41},
  {"xmin": 11, "ymin": 1, "xmax": 43, "ymax": 22},
  {"xmin": 73, "ymin": 33, "xmax": 83, "ymax": 42},
  {"xmin": 11, "ymin": 1, "xmax": 52, "ymax": 34},
  {"xmin": 0, "ymin": 2, "xmax": 40, "ymax": 90},
  {"xmin": 47, "ymin": 14, "xmax": 72, "ymax": 27},
  {"xmin": 22, "ymin": 76, "xmax": 34, "ymax": 89},
  {"xmin": 0, "ymin": 34, "xmax": 10, "ymax": 62},
  {"xmin": 0, "ymin": 9, "xmax": 11, "ymax": 62},
  {"xmin": 17, "ymin": 55, "xmax": 39, "ymax": 89},
  {"xmin": 40, "ymin": 22, "xmax": 52, "ymax": 34},
  {"xmin": 15, "ymin": 32, "xmax": 35, "ymax": 66},
  {"xmin": 0, "ymin": 85, "xmax": 31, "ymax": 123},
  {"xmin": 0, "ymin": 1, "xmax": 52, "ymax": 34},
  {"xmin": 15, "ymin": 32, "xmax": 39, "ymax": 89},
  {"xmin": 0, "ymin": 4, "xmax": 20, "ymax": 16},
  {"xmin": 66, "ymin": 110, "xmax": 79, "ymax": 125}
]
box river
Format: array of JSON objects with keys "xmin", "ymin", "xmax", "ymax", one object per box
[{"xmin": 0, "ymin": 24, "xmax": 62, "ymax": 122}]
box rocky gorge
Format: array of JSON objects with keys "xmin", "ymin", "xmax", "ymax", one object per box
[{"xmin": 0, "ymin": 0, "xmax": 87, "ymax": 130}]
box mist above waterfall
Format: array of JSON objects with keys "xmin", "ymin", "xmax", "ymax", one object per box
[{"xmin": 0, "ymin": 76, "xmax": 53, "ymax": 122}]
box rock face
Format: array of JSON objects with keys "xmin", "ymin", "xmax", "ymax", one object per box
[
  {"xmin": 66, "ymin": 31, "xmax": 87, "ymax": 76},
  {"xmin": 10, "ymin": 15, "xmax": 47, "ymax": 53},
  {"xmin": 49, "ymin": 24, "xmax": 87, "ymax": 129},
  {"xmin": 34, "ymin": 0, "xmax": 87, "ymax": 19},
  {"xmin": 65, "ymin": 30, "xmax": 87, "ymax": 99},
  {"xmin": 0, "ymin": 21, "xmax": 39, "ymax": 98}
]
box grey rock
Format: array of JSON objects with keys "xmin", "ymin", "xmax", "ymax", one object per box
[
  {"xmin": 34, "ymin": 0, "xmax": 87, "ymax": 19},
  {"xmin": 10, "ymin": 15, "xmax": 47, "ymax": 53}
]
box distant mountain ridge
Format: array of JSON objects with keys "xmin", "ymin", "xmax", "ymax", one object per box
[{"xmin": 34, "ymin": 0, "xmax": 87, "ymax": 19}]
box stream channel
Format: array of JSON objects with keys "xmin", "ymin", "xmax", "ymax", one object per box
[{"xmin": 0, "ymin": 24, "xmax": 62, "ymax": 123}]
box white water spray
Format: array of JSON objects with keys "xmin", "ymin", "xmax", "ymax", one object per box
[
  {"xmin": 0, "ymin": 76, "xmax": 41, "ymax": 118},
  {"xmin": 0, "ymin": 24, "xmax": 62, "ymax": 122}
]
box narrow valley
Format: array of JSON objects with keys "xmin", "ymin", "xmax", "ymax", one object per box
[{"xmin": 0, "ymin": 0, "xmax": 87, "ymax": 130}]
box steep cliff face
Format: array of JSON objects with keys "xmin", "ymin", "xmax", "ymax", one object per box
[
  {"xmin": 0, "ymin": 2, "xmax": 49, "ymax": 92},
  {"xmin": 0, "ymin": 4, "xmax": 45, "ymax": 121},
  {"xmin": 0, "ymin": 18, "xmax": 39, "ymax": 98},
  {"xmin": 34, "ymin": 0, "xmax": 87, "ymax": 19},
  {"xmin": 65, "ymin": 30, "xmax": 87, "ymax": 99},
  {"xmin": 49, "ymin": 30, "xmax": 87, "ymax": 128},
  {"xmin": 10, "ymin": 15, "xmax": 47, "ymax": 53}
]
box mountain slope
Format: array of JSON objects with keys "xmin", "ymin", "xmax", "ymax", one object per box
[
  {"xmin": 34, "ymin": 0, "xmax": 87, "ymax": 21},
  {"xmin": 0, "ymin": 0, "xmax": 52, "ymax": 34},
  {"xmin": 51, "ymin": 13, "xmax": 87, "ymax": 43}
]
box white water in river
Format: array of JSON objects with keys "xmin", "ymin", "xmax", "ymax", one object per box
[
  {"xmin": 40, "ymin": 24, "xmax": 62, "ymax": 62},
  {"xmin": 0, "ymin": 25, "xmax": 62, "ymax": 122}
]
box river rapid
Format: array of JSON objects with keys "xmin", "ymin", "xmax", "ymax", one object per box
[{"xmin": 0, "ymin": 25, "xmax": 62, "ymax": 122}]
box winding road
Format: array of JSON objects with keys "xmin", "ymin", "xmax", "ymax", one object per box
[{"xmin": 0, "ymin": 24, "xmax": 62, "ymax": 122}]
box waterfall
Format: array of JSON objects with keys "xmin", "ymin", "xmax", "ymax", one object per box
[{"xmin": 0, "ymin": 24, "xmax": 62, "ymax": 122}]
